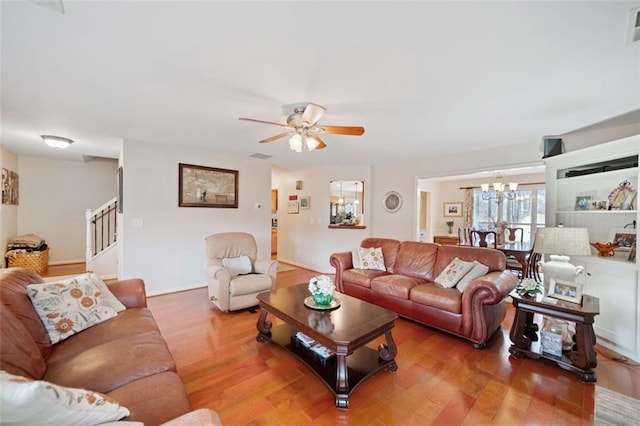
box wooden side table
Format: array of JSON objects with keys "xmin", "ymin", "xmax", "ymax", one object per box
[{"xmin": 508, "ymin": 291, "xmax": 600, "ymax": 382}]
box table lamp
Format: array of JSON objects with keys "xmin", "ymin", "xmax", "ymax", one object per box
[{"xmin": 533, "ymin": 227, "xmax": 591, "ymax": 290}]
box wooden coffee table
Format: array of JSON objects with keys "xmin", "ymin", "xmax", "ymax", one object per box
[{"xmin": 256, "ymin": 283, "xmax": 398, "ymax": 408}]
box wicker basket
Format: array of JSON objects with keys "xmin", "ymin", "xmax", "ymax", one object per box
[{"xmin": 6, "ymin": 247, "xmax": 49, "ymax": 274}]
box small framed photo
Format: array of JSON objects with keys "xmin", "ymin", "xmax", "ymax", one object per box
[
  {"xmin": 443, "ymin": 202, "xmax": 462, "ymax": 217},
  {"xmin": 287, "ymin": 201, "xmax": 299, "ymax": 214},
  {"xmin": 548, "ymin": 278, "xmax": 583, "ymax": 304},
  {"xmin": 300, "ymin": 196, "xmax": 310, "ymax": 209},
  {"xmin": 590, "ymin": 199, "xmax": 608, "ymax": 210},
  {"xmin": 608, "ymin": 228, "xmax": 637, "ymax": 252},
  {"xmin": 574, "ymin": 195, "xmax": 591, "ymax": 211}
]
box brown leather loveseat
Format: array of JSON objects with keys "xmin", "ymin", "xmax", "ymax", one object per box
[
  {"xmin": 0, "ymin": 267, "xmax": 220, "ymax": 425},
  {"xmin": 330, "ymin": 238, "xmax": 518, "ymax": 348}
]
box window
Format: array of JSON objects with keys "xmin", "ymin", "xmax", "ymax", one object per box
[{"xmin": 473, "ymin": 186, "xmax": 545, "ymax": 242}]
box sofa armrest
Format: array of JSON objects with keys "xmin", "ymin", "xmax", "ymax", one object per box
[
  {"xmin": 254, "ymin": 259, "xmax": 277, "ymax": 279},
  {"xmin": 462, "ymin": 271, "xmax": 518, "ymax": 306},
  {"xmin": 160, "ymin": 408, "xmax": 222, "ymax": 426},
  {"xmin": 106, "ymin": 278, "xmax": 147, "ymax": 308},
  {"xmin": 329, "ymin": 251, "xmax": 353, "ymax": 292}
]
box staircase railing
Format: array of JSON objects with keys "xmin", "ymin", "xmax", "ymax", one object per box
[{"xmin": 85, "ymin": 197, "xmax": 118, "ymax": 269}]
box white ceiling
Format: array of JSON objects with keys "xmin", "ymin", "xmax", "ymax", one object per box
[{"xmin": 2, "ymin": 1, "xmax": 639, "ymax": 171}]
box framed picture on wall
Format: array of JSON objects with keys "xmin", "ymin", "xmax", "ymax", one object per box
[
  {"xmin": 178, "ymin": 163, "xmax": 238, "ymax": 208},
  {"xmin": 300, "ymin": 196, "xmax": 310, "ymax": 209},
  {"xmin": 443, "ymin": 202, "xmax": 462, "ymax": 217}
]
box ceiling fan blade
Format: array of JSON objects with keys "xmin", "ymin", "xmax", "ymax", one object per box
[
  {"xmin": 301, "ymin": 103, "xmax": 326, "ymax": 126},
  {"xmin": 307, "ymin": 133, "xmax": 327, "ymax": 150},
  {"xmin": 318, "ymin": 125, "xmax": 365, "ymax": 136},
  {"xmin": 239, "ymin": 117, "xmax": 291, "ymax": 128},
  {"xmin": 259, "ymin": 132, "xmax": 292, "ymax": 143}
]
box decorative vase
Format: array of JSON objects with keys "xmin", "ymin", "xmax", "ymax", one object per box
[
  {"xmin": 312, "ymin": 292, "xmax": 333, "ymax": 306},
  {"xmin": 309, "ymin": 274, "xmax": 335, "ymax": 307}
]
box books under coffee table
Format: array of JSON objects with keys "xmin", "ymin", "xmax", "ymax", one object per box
[{"xmin": 256, "ymin": 283, "xmax": 398, "ymax": 409}]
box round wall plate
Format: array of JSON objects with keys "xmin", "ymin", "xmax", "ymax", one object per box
[{"xmin": 383, "ymin": 191, "xmax": 402, "ymax": 213}]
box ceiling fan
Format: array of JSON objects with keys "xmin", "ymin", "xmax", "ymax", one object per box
[{"xmin": 239, "ymin": 103, "xmax": 365, "ymax": 152}]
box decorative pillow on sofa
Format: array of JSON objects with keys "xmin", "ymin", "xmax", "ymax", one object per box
[
  {"xmin": 358, "ymin": 247, "xmax": 386, "ymax": 271},
  {"xmin": 456, "ymin": 261, "xmax": 490, "ymax": 293},
  {"xmin": 27, "ymin": 277, "xmax": 119, "ymax": 344},
  {"xmin": 434, "ymin": 257, "xmax": 475, "ymax": 288},
  {"xmin": 0, "ymin": 370, "xmax": 130, "ymax": 425},
  {"xmin": 85, "ymin": 272, "xmax": 126, "ymax": 312},
  {"xmin": 222, "ymin": 255, "xmax": 253, "ymax": 277},
  {"xmin": 351, "ymin": 248, "xmax": 362, "ymax": 268}
]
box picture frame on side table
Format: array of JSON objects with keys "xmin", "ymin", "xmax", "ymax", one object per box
[
  {"xmin": 178, "ymin": 163, "xmax": 238, "ymax": 208},
  {"xmin": 548, "ymin": 278, "xmax": 583, "ymax": 304},
  {"xmin": 607, "ymin": 228, "xmax": 637, "ymax": 252},
  {"xmin": 443, "ymin": 202, "xmax": 462, "ymax": 217}
]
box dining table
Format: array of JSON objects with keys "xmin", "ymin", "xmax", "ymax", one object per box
[{"xmin": 495, "ymin": 241, "xmax": 539, "ymax": 280}]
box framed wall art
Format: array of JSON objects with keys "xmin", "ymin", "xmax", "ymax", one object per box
[
  {"xmin": 300, "ymin": 196, "xmax": 310, "ymax": 209},
  {"xmin": 443, "ymin": 202, "xmax": 462, "ymax": 217},
  {"xmin": 117, "ymin": 166, "xmax": 123, "ymax": 213},
  {"xmin": 178, "ymin": 163, "xmax": 238, "ymax": 208},
  {"xmin": 1, "ymin": 168, "xmax": 19, "ymax": 205},
  {"xmin": 287, "ymin": 201, "xmax": 299, "ymax": 214}
]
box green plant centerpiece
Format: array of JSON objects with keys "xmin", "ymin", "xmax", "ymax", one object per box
[
  {"xmin": 308, "ymin": 275, "xmax": 335, "ymax": 306},
  {"xmin": 515, "ymin": 279, "xmax": 542, "ymax": 297},
  {"xmin": 446, "ymin": 221, "xmax": 454, "ymax": 234}
]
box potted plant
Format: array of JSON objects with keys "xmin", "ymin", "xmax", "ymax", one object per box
[{"xmin": 446, "ymin": 221, "xmax": 454, "ymax": 234}]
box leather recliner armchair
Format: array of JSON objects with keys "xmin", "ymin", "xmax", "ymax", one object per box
[{"xmin": 204, "ymin": 232, "xmax": 277, "ymax": 312}]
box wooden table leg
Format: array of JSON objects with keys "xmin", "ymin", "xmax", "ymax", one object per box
[
  {"xmin": 255, "ymin": 309, "xmax": 272, "ymax": 342},
  {"xmin": 335, "ymin": 345, "xmax": 349, "ymax": 409},
  {"xmin": 509, "ymin": 308, "xmax": 533, "ymax": 354},
  {"xmin": 567, "ymin": 322, "xmax": 598, "ymax": 382},
  {"xmin": 379, "ymin": 330, "xmax": 398, "ymax": 371}
]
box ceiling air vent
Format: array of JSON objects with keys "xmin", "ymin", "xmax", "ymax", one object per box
[
  {"xmin": 628, "ymin": 7, "xmax": 640, "ymax": 43},
  {"xmin": 249, "ymin": 153, "xmax": 273, "ymax": 160}
]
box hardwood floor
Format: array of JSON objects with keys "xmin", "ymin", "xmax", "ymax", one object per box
[{"xmin": 145, "ymin": 267, "xmax": 640, "ymax": 425}]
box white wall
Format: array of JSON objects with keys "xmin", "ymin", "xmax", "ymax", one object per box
[
  {"xmin": 273, "ymin": 164, "xmax": 373, "ymax": 273},
  {"xmin": 120, "ymin": 140, "xmax": 273, "ymax": 295},
  {"xmin": 0, "ymin": 146, "xmax": 18, "ymax": 263},
  {"xmin": 17, "ymin": 156, "xmax": 118, "ymax": 263}
]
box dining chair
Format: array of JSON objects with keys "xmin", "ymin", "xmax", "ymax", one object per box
[
  {"xmin": 504, "ymin": 227, "xmax": 524, "ymax": 243},
  {"xmin": 457, "ymin": 227, "xmax": 474, "ymax": 246},
  {"xmin": 471, "ymin": 230, "xmax": 497, "ymax": 248}
]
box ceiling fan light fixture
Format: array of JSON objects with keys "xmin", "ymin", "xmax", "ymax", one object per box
[
  {"xmin": 41, "ymin": 134, "xmax": 74, "ymax": 149},
  {"xmin": 289, "ymin": 134, "xmax": 303, "ymax": 152},
  {"xmin": 305, "ymin": 136, "xmax": 319, "ymax": 151}
]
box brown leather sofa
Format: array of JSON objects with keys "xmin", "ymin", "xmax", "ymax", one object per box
[
  {"xmin": 330, "ymin": 238, "xmax": 518, "ymax": 348},
  {"xmin": 0, "ymin": 267, "xmax": 221, "ymax": 425}
]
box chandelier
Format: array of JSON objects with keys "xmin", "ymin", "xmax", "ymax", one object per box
[{"xmin": 481, "ymin": 172, "xmax": 518, "ymax": 202}]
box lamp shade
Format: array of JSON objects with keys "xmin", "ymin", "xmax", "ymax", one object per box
[{"xmin": 533, "ymin": 227, "xmax": 591, "ymax": 256}]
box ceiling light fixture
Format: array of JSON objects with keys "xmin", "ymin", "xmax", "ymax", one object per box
[
  {"xmin": 288, "ymin": 131, "xmax": 319, "ymax": 153},
  {"xmin": 41, "ymin": 135, "xmax": 74, "ymax": 150},
  {"xmin": 481, "ymin": 172, "xmax": 518, "ymax": 203}
]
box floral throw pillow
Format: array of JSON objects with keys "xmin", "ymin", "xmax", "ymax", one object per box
[
  {"xmin": 27, "ymin": 277, "xmax": 119, "ymax": 344},
  {"xmin": 435, "ymin": 257, "xmax": 475, "ymax": 288},
  {"xmin": 358, "ymin": 247, "xmax": 386, "ymax": 271},
  {"xmin": 0, "ymin": 370, "xmax": 130, "ymax": 425}
]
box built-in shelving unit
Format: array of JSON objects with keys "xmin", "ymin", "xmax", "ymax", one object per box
[{"xmin": 544, "ymin": 134, "xmax": 639, "ymax": 363}]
